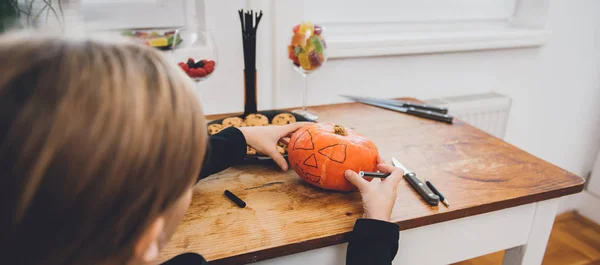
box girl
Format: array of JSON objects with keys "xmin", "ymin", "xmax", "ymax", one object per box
[{"xmin": 0, "ymin": 33, "xmax": 403, "ymax": 265}]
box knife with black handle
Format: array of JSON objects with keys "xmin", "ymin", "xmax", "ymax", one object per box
[
  {"xmin": 373, "ymin": 101, "xmax": 453, "ymax": 124},
  {"xmin": 392, "ymin": 157, "xmax": 440, "ymax": 206},
  {"xmin": 342, "ymin": 95, "xmax": 449, "ymax": 114},
  {"xmin": 404, "ymin": 172, "xmax": 440, "ymax": 206},
  {"xmin": 342, "ymin": 95, "xmax": 454, "ymax": 124},
  {"xmin": 404, "ymin": 107, "xmax": 454, "ymax": 124},
  {"xmin": 379, "ymin": 98, "xmax": 449, "ymax": 114}
]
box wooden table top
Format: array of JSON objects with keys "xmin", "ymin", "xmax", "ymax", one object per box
[{"xmin": 157, "ymin": 99, "xmax": 584, "ymax": 265}]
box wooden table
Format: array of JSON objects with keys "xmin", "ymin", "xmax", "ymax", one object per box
[{"xmin": 158, "ymin": 99, "xmax": 584, "ymax": 265}]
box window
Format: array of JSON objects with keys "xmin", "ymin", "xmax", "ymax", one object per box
[
  {"xmin": 285, "ymin": 0, "xmax": 550, "ymax": 58},
  {"xmin": 305, "ymin": 0, "xmax": 517, "ymax": 23}
]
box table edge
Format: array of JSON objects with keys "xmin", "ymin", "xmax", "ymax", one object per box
[{"xmin": 208, "ymin": 181, "xmax": 583, "ymax": 265}]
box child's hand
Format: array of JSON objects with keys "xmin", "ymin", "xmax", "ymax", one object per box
[
  {"xmin": 238, "ymin": 122, "xmax": 312, "ymax": 171},
  {"xmin": 344, "ymin": 162, "xmax": 404, "ymax": 222}
]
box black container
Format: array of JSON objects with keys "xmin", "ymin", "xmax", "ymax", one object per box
[{"xmin": 207, "ymin": 110, "xmax": 314, "ymax": 161}]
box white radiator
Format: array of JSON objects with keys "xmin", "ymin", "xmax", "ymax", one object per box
[{"xmin": 425, "ymin": 92, "xmax": 512, "ymax": 139}]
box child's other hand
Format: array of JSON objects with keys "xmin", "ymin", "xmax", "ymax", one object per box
[
  {"xmin": 344, "ymin": 162, "xmax": 404, "ymax": 222},
  {"xmin": 238, "ymin": 122, "xmax": 312, "ymax": 171}
]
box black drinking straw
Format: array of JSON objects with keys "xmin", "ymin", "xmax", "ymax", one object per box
[{"xmin": 238, "ymin": 9, "xmax": 263, "ymax": 115}]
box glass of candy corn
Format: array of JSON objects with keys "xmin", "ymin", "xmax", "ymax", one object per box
[
  {"xmin": 172, "ymin": 27, "xmax": 219, "ymax": 83},
  {"xmin": 288, "ymin": 21, "xmax": 327, "ymax": 120}
]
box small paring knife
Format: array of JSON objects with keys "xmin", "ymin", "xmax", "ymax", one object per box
[{"xmin": 392, "ymin": 157, "xmax": 440, "ymax": 206}]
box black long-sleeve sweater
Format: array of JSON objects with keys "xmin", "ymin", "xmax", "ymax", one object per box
[{"xmin": 163, "ymin": 127, "xmax": 399, "ymax": 265}]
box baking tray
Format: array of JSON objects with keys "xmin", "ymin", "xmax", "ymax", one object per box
[{"xmin": 207, "ymin": 110, "xmax": 314, "ymax": 161}]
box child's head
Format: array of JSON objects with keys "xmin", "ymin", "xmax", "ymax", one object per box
[{"xmin": 0, "ymin": 32, "xmax": 207, "ymax": 265}]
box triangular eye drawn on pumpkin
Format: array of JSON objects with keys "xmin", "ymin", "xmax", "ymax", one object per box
[
  {"xmin": 318, "ymin": 144, "xmax": 348, "ymax": 163},
  {"xmin": 303, "ymin": 154, "xmax": 318, "ymax": 168},
  {"xmin": 292, "ymin": 130, "xmax": 315, "ymax": 150}
]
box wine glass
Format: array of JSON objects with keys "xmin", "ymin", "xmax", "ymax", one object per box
[
  {"xmin": 288, "ymin": 22, "xmax": 327, "ymax": 120},
  {"xmin": 172, "ymin": 26, "xmax": 218, "ymax": 83},
  {"xmin": 89, "ymin": 27, "xmax": 217, "ymax": 83}
]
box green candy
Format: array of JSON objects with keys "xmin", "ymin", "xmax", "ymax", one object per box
[
  {"xmin": 167, "ymin": 35, "xmax": 182, "ymax": 47},
  {"xmin": 310, "ymin": 35, "xmax": 324, "ymax": 54},
  {"xmin": 121, "ymin": 31, "xmax": 135, "ymax": 37},
  {"xmin": 294, "ymin": 46, "xmax": 303, "ymax": 56}
]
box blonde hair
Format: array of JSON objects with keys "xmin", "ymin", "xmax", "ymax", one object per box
[{"xmin": 0, "ymin": 32, "xmax": 206, "ymax": 264}]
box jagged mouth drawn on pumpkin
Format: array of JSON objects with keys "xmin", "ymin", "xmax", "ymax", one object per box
[{"xmin": 294, "ymin": 163, "xmax": 321, "ymax": 182}]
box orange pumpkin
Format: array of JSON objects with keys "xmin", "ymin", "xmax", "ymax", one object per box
[{"xmin": 288, "ymin": 123, "xmax": 379, "ymax": 191}]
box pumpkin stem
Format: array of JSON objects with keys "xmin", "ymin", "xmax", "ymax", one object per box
[{"xmin": 334, "ymin": 124, "xmax": 348, "ymax": 136}]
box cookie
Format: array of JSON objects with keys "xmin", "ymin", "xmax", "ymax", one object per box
[
  {"xmin": 208, "ymin": 124, "xmax": 223, "ymax": 135},
  {"xmin": 278, "ymin": 137, "xmax": 290, "ymax": 148},
  {"xmin": 247, "ymin": 146, "xmax": 257, "ymax": 156},
  {"xmin": 244, "ymin": 113, "xmax": 269, "ymax": 126},
  {"xmin": 222, "ymin": 117, "xmax": 244, "ymax": 128},
  {"xmin": 271, "ymin": 113, "xmax": 296, "ymax": 125},
  {"xmin": 276, "ymin": 145, "xmax": 286, "ymax": 155}
]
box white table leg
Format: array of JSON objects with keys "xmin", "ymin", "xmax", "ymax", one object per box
[
  {"xmin": 251, "ymin": 203, "xmax": 541, "ymax": 265},
  {"xmin": 502, "ymin": 199, "xmax": 558, "ymax": 265}
]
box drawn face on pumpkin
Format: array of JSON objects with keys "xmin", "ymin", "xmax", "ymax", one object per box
[{"xmin": 288, "ymin": 123, "xmax": 379, "ymax": 192}]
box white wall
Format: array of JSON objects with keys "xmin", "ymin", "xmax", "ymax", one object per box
[
  {"xmin": 509, "ymin": 0, "xmax": 600, "ymax": 212},
  {"xmin": 518, "ymin": 0, "xmax": 600, "ymax": 213},
  {"xmin": 579, "ymin": 154, "xmax": 600, "ymax": 223}
]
